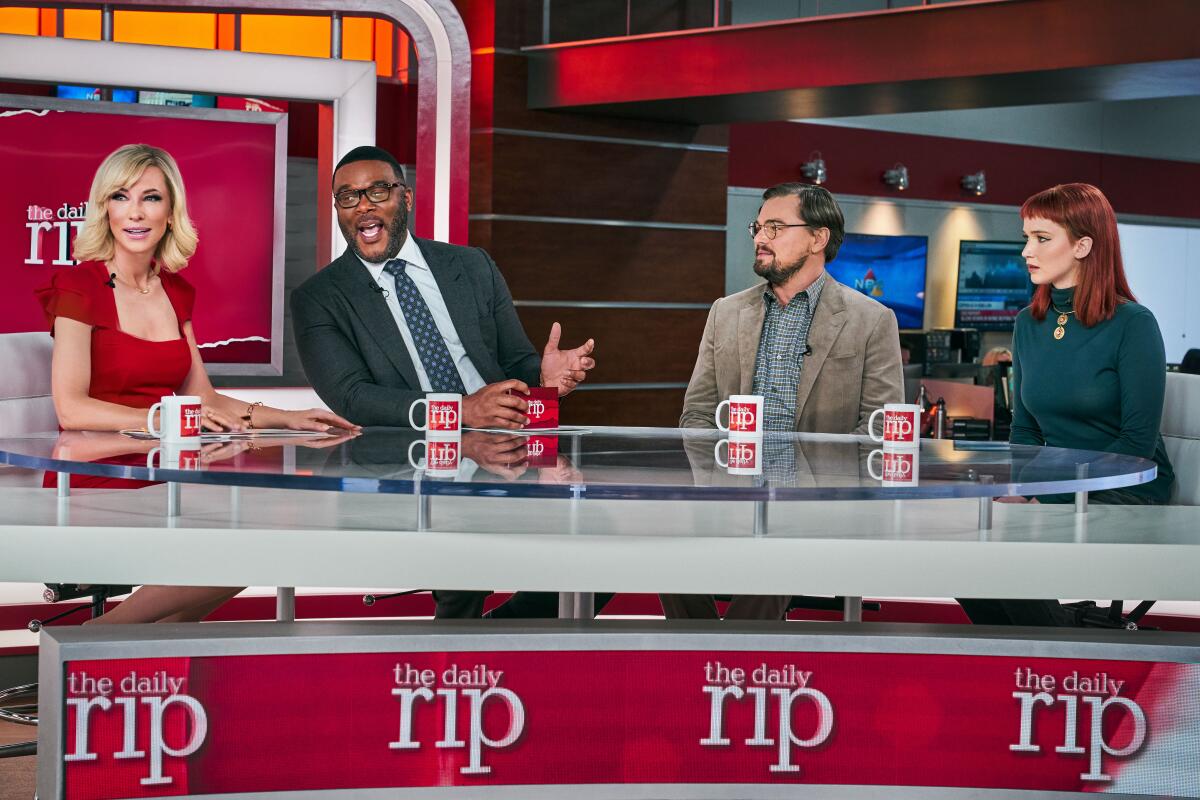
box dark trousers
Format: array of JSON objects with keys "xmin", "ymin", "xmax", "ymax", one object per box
[
  {"xmin": 958, "ymin": 492, "xmax": 1163, "ymax": 628},
  {"xmin": 433, "ymin": 590, "xmax": 615, "ymax": 619},
  {"xmin": 432, "ymin": 590, "xmax": 489, "ymax": 619},
  {"xmin": 957, "ymin": 599, "xmax": 1074, "ymax": 627}
]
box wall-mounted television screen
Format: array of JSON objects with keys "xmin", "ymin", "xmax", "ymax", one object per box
[
  {"xmin": 56, "ymin": 85, "xmax": 137, "ymax": 103},
  {"xmin": 955, "ymin": 240, "xmax": 1033, "ymax": 331},
  {"xmin": 826, "ymin": 233, "xmax": 927, "ymax": 330}
]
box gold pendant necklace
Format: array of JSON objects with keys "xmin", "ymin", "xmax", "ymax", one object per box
[
  {"xmin": 1052, "ymin": 302, "xmax": 1074, "ymax": 340},
  {"xmin": 111, "ymin": 266, "xmax": 155, "ymax": 294}
]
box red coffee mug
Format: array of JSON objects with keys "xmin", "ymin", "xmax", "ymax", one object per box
[
  {"xmin": 715, "ymin": 395, "xmax": 764, "ymax": 435},
  {"xmin": 868, "ymin": 403, "xmax": 921, "ymax": 448},
  {"xmin": 509, "ymin": 387, "xmax": 559, "ymax": 429},
  {"xmin": 410, "ymin": 393, "xmax": 462, "ymax": 434}
]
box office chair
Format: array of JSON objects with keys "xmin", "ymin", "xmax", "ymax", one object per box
[{"xmin": 0, "ymin": 583, "xmax": 131, "ymax": 759}]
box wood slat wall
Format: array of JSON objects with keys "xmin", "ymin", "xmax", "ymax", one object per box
[
  {"xmin": 515, "ymin": 307, "xmax": 708, "ymax": 387},
  {"xmin": 462, "ymin": 1, "xmax": 729, "ymax": 426},
  {"xmin": 472, "ymin": 219, "xmax": 725, "ymax": 303}
]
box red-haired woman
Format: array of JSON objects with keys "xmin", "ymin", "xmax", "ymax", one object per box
[{"xmin": 961, "ymin": 183, "xmax": 1174, "ymax": 627}]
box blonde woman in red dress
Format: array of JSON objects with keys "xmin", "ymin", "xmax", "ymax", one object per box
[{"xmin": 37, "ymin": 143, "xmax": 357, "ymax": 624}]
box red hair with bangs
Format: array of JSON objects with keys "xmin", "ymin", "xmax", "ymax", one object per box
[{"xmin": 1020, "ymin": 183, "xmax": 1135, "ymax": 327}]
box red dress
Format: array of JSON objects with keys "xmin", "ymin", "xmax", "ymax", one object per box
[{"xmin": 35, "ymin": 260, "xmax": 196, "ymax": 488}]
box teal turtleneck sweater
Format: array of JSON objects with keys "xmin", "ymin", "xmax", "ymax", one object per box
[{"xmin": 1010, "ymin": 286, "xmax": 1175, "ymax": 504}]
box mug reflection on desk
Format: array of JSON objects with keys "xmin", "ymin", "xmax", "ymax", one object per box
[
  {"xmin": 408, "ymin": 436, "xmax": 462, "ymax": 478},
  {"xmin": 147, "ymin": 440, "xmax": 203, "ymax": 471},
  {"xmin": 867, "ymin": 448, "xmax": 919, "ymax": 486},
  {"xmin": 715, "ymin": 437, "xmax": 762, "ymax": 476},
  {"xmin": 524, "ymin": 434, "xmax": 559, "ymax": 468}
]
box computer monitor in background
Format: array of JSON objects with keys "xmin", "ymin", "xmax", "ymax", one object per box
[
  {"xmin": 955, "ymin": 241, "xmax": 1033, "ymax": 331},
  {"xmin": 825, "ymin": 233, "xmax": 928, "ymax": 330},
  {"xmin": 138, "ymin": 91, "xmax": 217, "ymax": 108}
]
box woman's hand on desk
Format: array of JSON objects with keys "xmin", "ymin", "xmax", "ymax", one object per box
[
  {"xmin": 995, "ymin": 495, "xmax": 1040, "ymax": 504},
  {"xmin": 266, "ymin": 407, "xmax": 360, "ymax": 433},
  {"xmin": 199, "ymin": 405, "xmax": 246, "ymax": 433}
]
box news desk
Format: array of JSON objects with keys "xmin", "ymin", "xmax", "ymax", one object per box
[
  {"xmin": 3, "ymin": 428, "xmax": 1199, "ymax": 800},
  {"xmin": 0, "ymin": 426, "xmax": 1183, "ymax": 609}
]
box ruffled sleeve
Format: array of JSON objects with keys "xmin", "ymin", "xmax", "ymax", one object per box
[
  {"xmin": 160, "ymin": 269, "xmax": 195, "ymax": 324},
  {"xmin": 34, "ymin": 266, "xmax": 98, "ymax": 332}
]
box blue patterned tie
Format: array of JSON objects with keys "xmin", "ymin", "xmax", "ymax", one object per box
[{"xmin": 384, "ymin": 259, "xmax": 466, "ymax": 394}]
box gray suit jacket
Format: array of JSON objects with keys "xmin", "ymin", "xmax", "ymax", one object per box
[
  {"xmin": 679, "ymin": 275, "xmax": 904, "ymax": 435},
  {"xmin": 291, "ymin": 238, "xmax": 540, "ymax": 427}
]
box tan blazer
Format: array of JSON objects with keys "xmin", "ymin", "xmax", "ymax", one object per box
[{"xmin": 680, "ymin": 275, "xmax": 904, "ymax": 435}]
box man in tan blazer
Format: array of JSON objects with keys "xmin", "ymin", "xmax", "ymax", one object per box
[{"xmin": 663, "ymin": 182, "xmax": 904, "ymax": 621}]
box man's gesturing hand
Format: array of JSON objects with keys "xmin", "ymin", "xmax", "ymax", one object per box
[
  {"xmin": 462, "ymin": 379, "xmax": 529, "ymax": 430},
  {"xmin": 540, "ymin": 322, "xmax": 596, "ymax": 397}
]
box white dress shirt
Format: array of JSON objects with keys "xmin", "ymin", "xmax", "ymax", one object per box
[{"xmin": 359, "ymin": 235, "xmax": 487, "ymax": 394}]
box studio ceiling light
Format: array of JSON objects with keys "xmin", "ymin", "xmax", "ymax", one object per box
[
  {"xmin": 882, "ymin": 163, "xmax": 908, "ymax": 191},
  {"xmin": 961, "ymin": 171, "xmax": 987, "ymax": 196},
  {"xmin": 801, "ymin": 151, "xmax": 827, "ymax": 185}
]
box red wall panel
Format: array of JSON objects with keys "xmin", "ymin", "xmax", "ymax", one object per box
[{"xmin": 730, "ymin": 122, "xmax": 1200, "ymax": 220}]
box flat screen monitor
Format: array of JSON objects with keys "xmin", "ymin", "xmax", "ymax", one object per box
[
  {"xmin": 826, "ymin": 233, "xmax": 927, "ymax": 330},
  {"xmin": 138, "ymin": 90, "xmax": 217, "ymax": 108},
  {"xmin": 955, "ymin": 240, "xmax": 1033, "ymax": 331},
  {"xmin": 56, "ymin": 85, "xmax": 137, "ymax": 103}
]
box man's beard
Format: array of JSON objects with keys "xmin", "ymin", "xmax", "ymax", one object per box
[
  {"xmin": 753, "ymin": 252, "xmax": 807, "ymax": 285},
  {"xmin": 342, "ymin": 203, "xmax": 408, "ymax": 262}
]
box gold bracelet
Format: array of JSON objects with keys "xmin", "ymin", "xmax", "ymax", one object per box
[{"xmin": 242, "ymin": 401, "xmax": 263, "ymax": 429}]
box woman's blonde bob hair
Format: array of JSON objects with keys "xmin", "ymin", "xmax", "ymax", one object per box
[{"xmin": 72, "ymin": 144, "xmax": 199, "ymax": 271}]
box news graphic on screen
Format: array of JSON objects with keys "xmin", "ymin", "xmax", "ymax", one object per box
[
  {"xmin": 826, "ymin": 233, "xmax": 927, "ymax": 329},
  {"xmin": 955, "ymin": 240, "xmax": 1033, "ymax": 331},
  {"xmin": 1, "ymin": 94, "xmax": 285, "ymax": 373},
  {"xmin": 56, "ymin": 85, "xmax": 138, "ymax": 103}
]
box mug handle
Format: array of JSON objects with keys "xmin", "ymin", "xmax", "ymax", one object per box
[
  {"xmin": 147, "ymin": 402, "xmax": 163, "ymax": 437},
  {"xmin": 409, "ymin": 399, "xmax": 429, "ymax": 431},
  {"xmin": 408, "ymin": 439, "xmax": 427, "ymax": 469},
  {"xmin": 715, "ymin": 400, "xmax": 731, "ymax": 431},
  {"xmin": 867, "ymin": 408, "xmax": 885, "ymax": 443},
  {"xmin": 866, "ymin": 449, "xmax": 884, "ymax": 481},
  {"xmin": 713, "ymin": 439, "xmax": 729, "ymax": 468},
  {"xmin": 146, "ymin": 447, "xmax": 160, "ymax": 470}
]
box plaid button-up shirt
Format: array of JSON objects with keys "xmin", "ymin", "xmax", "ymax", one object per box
[{"xmin": 752, "ymin": 271, "xmax": 827, "ymax": 432}]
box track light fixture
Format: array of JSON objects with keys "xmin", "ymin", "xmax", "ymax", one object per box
[
  {"xmin": 800, "ymin": 151, "xmax": 827, "ymax": 185},
  {"xmin": 961, "ymin": 171, "xmax": 987, "ymax": 196},
  {"xmin": 882, "ymin": 163, "xmax": 908, "ymax": 191}
]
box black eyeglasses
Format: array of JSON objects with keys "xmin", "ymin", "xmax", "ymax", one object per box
[
  {"xmin": 334, "ymin": 182, "xmax": 405, "ymax": 209},
  {"xmin": 748, "ymin": 221, "xmax": 813, "ymax": 240}
]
